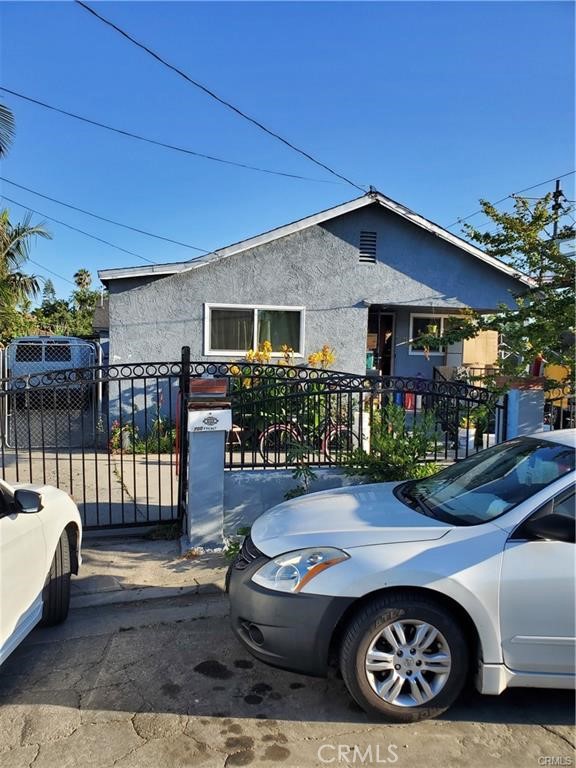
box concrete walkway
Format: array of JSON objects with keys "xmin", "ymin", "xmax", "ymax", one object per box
[{"xmin": 72, "ymin": 537, "xmax": 227, "ymax": 609}]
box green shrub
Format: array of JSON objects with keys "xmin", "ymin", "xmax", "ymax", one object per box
[
  {"xmin": 346, "ymin": 402, "xmax": 439, "ymax": 483},
  {"xmin": 284, "ymin": 442, "xmax": 318, "ymax": 500},
  {"xmin": 224, "ymin": 526, "xmax": 251, "ymax": 560}
]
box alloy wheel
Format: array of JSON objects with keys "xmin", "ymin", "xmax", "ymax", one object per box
[{"xmin": 364, "ymin": 619, "xmax": 451, "ymax": 707}]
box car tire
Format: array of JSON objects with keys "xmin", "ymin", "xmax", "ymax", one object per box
[
  {"xmin": 41, "ymin": 529, "xmax": 72, "ymax": 626},
  {"xmin": 340, "ymin": 592, "xmax": 469, "ymax": 723}
]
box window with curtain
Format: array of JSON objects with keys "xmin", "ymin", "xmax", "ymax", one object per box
[
  {"xmin": 206, "ymin": 305, "xmax": 303, "ymax": 354},
  {"xmin": 257, "ymin": 310, "xmax": 301, "ymax": 351},
  {"xmin": 209, "ymin": 308, "xmax": 254, "ymax": 352}
]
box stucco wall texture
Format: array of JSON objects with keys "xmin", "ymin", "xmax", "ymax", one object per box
[{"xmin": 108, "ymin": 203, "xmax": 522, "ymax": 375}]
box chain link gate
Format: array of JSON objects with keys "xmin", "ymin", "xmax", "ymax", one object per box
[{"xmin": 2, "ymin": 338, "xmax": 100, "ymax": 449}]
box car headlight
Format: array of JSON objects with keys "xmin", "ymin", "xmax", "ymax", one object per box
[{"xmin": 252, "ymin": 547, "xmax": 349, "ymax": 593}]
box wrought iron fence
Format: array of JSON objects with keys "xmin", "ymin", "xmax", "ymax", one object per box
[
  {"xmin": 0, "ymin": 361, "xmax": 181, "ymax": 530},
  {"xmin": 0, "ymin": 349, "xmax": 507, "ymax": 530},
  {"xmin": 544, "ymin": 385, "xmax": 575, "ymax": 431},
  {"xmin": 207, "ymin": 362, "xmax": 507, "ymax": 470}
]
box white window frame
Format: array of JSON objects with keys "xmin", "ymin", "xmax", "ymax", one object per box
[
  {"xmin": 204, "ymin": 303, "xmax": 306, "ymax": 357},
  {"xmin": 408, "ymin": 313, "xmax": 448, "ymax": 356}
]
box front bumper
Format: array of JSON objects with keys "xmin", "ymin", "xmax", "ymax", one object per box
[{"xmin": 227, "ymin": 540, "xmax": 355, "ymax": 676}]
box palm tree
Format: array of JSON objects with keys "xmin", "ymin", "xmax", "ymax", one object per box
[
  {"xmin": 0, "ymin": 103, "xmax": 15, "ymax": 158},
  {"xmin": 73, "ymin": 268, "xmax": 92, "ymax": 290},
  {"xmin": 0, "ymin": 209, "xmax": 51, "ymax": 306}
]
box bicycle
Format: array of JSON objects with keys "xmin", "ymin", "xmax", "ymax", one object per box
[{"xmin": 258, "ymin": 413, "xmax": 359, "ymax": 465}]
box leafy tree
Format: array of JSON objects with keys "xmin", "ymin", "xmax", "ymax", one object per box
[
  {"xmin": 73, "ymin": 268, "xmax": 91, "ymax": 291},
  {"xmin": 0, "ymin": 209, "xmax": 52, "ymax": 343},
  {"xmin": 0, "ymin": 103, "xmax": 15, "ymax": 158},
  {"xmin": 42, "ymin": 279, "xmax": 56, "ymax": 304},
  {"xmin": 33, "ymin": 268, "xmax": 101, "ymax": 337},
  {"xmin": 417, "ymin": 194, "xmax": 575, "ymax": 383},
  {"xmin": 33, "ymin": 298, "xmax": 73, "ymax": 335}
]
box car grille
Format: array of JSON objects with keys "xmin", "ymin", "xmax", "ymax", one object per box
[{"xmin": 233, "ymin": 533, "xmax": 264, "ymax": 570}]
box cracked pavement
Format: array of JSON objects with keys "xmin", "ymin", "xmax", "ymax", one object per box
[{"xmin": 0, "ymin": 594, "xmax": 574, "ymax": 768}]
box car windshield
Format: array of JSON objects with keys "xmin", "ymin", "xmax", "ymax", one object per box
[{"xmin": 396, "ymin": 437, "xmax": 575, "ymax": 525}]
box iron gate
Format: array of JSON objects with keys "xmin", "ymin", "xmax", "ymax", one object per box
[{"xmin": 0, "ymin": 350, "xmax": 507, "ymax": 530}]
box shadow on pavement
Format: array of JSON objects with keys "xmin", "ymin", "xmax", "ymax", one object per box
[{"xmin": 0, "ymin": 597, "xmax": 572, "ymax": 729}]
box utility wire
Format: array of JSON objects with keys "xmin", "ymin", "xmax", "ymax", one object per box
[
  {"xmin": 74, "ymin": 1, "xmax": 366, "ymax": 193},
  {"xmin": 27, "ymin": 258, "xmax": 76, "ymax": 287},
  {"xmin": 446, "ymin": 170, "xmax": 576, "ymax": 229},
  {"xmin": 1, "ymin": 194, "xmax": 157, "ymax": 264},
  {"xmin": 0, "ymin": 87, "xmax": 341, "ymax": 185},
  {"xmin": 1, "ymin": 177, "xmax": 211, "ymax": 253},
  {"xmin": 518, "ymin": 197, "xmax": 576, "ymax": 203}
]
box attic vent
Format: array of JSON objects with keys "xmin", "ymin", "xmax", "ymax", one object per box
[{"xmin": 359, "ymin": 231, "xmax": 377, "ymax": 263}]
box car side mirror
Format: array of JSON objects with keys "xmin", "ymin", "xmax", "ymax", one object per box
[
  {"xmin": 518, "ymin": 514, "xmax": 575, "ymax": 544},
  {"xmin": 14, "ymin": 489, "xmax": 43, "ymax": 514}
]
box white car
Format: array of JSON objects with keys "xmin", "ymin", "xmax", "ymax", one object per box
[
  {"xmin": 228, "ymin": 430, "xmax": 575, "ymax": 722},
  {"xmin": 0, "ymin": 481, "xmax": 82, "ymax": 666}
]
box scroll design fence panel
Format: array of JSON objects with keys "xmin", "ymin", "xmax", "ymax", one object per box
[
  {"xmin": 0, "ymin": 361, "xmax": 182, "ymax": 530},
  {"xmin": 544, "ymin": 385, "xmax": 575, "ymax": 431},
  {"xmin": 207, "ymin": 363, "xmax": 507, "ymax": 470},
  {"xmin": 0, "ymin": 355, "xmax": 506, "ymax": 529}
]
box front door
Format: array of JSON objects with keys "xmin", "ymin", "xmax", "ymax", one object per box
[
  {"xmin": 379, "ymin": 314, "xmax": 395, "ymax": 376},
  {"xmin": 367, "ymin": 310, "xmax": 395, "ymax": 376}
]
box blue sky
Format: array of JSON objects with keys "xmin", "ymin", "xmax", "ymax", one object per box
[{"xmin": 1, "ymin": 1, "xmax": 574, "ymax": 300}]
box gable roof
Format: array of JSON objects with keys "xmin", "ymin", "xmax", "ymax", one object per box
[{"xmin": 98, "ymin": 190, "xmax": 530, "ymax": 285}]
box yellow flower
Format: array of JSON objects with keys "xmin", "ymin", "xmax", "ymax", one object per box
[
  {"xmin": 320, "ymin": 345, "xmax": 336, "ymax": 368},
  {"xmin": 229, "ymin": 364, "xmax": 241, "ymax": 376},
  {"xmin": 308, "ymin": 351, "xmax": 321, "ymax": 367},
  {"xmin": 245, "ymin": 349, "xmax": 256, "ymax": 363},
  {"xmin": 308, "ymin": 345, "xmax": 336, "ymax": 369},
  {"xmin": 280, "ymin": 344, "xmax": 295, "ymax": 365}
]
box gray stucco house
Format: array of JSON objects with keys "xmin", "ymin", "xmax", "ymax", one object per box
[{"xmin": 98, "ymin": 190, "xmax": 526, "ymax": 377}]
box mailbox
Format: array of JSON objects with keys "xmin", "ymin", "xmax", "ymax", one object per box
[{"xmin": 187, "ymin": 378, "xmax": 231, "ymax": 433}]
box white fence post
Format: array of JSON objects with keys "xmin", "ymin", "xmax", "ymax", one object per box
[
  {"xmin": 183, "ymin": 379, "xmax": 231, "ymax": 551},
  {"xmin": 505, "ymin": 381, "xmax": 545, "ymax": 439}
]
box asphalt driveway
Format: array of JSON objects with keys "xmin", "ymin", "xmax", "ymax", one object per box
[{"xmin": 0, "ymin": 594, "xmax": 574, "ymax": 768}]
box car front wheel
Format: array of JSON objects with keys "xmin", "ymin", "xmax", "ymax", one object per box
[
  {"xmin": 340, "ymin": 592, "xmax": 469, "ymax": 723},
  {"xmin": 41, "ymin": 529, "xmax": 72, "ymax": 626}
]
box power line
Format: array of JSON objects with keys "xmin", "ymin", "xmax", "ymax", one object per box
[
  {"xmin": 1, "ymin": 177, "xmax": 211, "ymax": 253},
  {"xmin": 446, "ymin": 170, "xmax": 576, "ymax": 229},
  {"xmin": 74, "ymin": 1, "xmax": 366, "ymax": 193},
  {"xmin": 0, "ymin": 86, "xmax": 342, "ymax": 185},
  {"xmin": 1, "ymin": 194, "xmax": 157, "ymax": 264},
  {"xmin": 27, "ymin": 259, "xmax": 76, "ymax": 287},
  {"xmin": 518, "ymin": 197, "xmax": 576, "ymax": 203}
]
